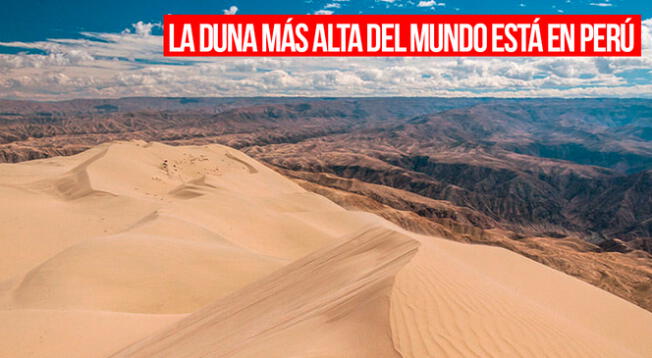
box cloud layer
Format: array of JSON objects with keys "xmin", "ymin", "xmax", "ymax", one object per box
[{"xmin": 0, "ymin": 19, "xmax": 651, "ymax": 99}]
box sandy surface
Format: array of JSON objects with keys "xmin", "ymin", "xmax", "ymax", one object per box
[{"xmin": 1, "ymin": 141, "xmax": 651, "ymax": 357}]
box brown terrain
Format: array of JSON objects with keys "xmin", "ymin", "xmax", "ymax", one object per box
[{"xmin": 1, "ymin": 97, "xmax": 651, "ymax": 312}]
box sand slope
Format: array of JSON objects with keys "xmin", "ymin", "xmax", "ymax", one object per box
[
  {"xmin": 0, "ymin": 309, "xmax": 184, "ymax": 358},
  {"xmin": 110, "ymin": 227, "xmax": 419, "ymax": 358},
  {"xmin": 0, "ymin": 141, "xmax": 365, "ymax": 357},
  {"xmin": 391, "ymin": 236, "xmax": 652, "ymax": 358},
  {"xmin": 1, "ymin": 141, "xmax": 651, "ymax": 358}
]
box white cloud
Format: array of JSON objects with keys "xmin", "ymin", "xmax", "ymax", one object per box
[
  {"xmin": 223, "ymin": 5, "xmax": 238, "ymax": 15},
  {"xmin": 324, "ymin": 3, "xmax": 341, "ymax": 8},
  {"xmin": 133, "ymin": 21, "xmax": 159, "ymax": 36},
  {"xmin": 417, "ymin": 0, "xmax": 444, "ymax": 7},
  {"xmin": 121, "ymin": 21, "xmax": 161, "ymax": 36},
  {"xmin": 589, "ymin": 2, "xmax": 612, "ymax": 6},
  {"xmin": 314, "ymin": 9, "xmax": 334, "ymax": 14},
  {"xmin": 0, "ymin": 19, "xmax": 651, "ymax": 99}
]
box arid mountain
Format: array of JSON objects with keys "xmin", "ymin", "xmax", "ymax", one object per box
[{"xmin": 1, "ymin": 97, "xmax": 651, "ymax": 310}]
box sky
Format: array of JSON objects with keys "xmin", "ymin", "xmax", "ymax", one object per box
[{"xmin": 0, "ymin": 0, "xmax": 650, "ymax": 99}]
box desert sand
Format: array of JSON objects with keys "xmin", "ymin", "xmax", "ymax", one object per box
[{"xmin": 1, "ymin": 141, "xmax": 651, "ymax": 358}]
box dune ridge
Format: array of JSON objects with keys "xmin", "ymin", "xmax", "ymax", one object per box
[
  {"xmin": 1, "ymin": 141, "xmax": 651, "ymax": 358},
  {"xmin": 110, "ymin": 227, "xmax": 419, "ymax": 358}
]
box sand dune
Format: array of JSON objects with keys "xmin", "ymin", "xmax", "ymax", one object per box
[
  {"xmin": 0, "ymin": 309, "xmax": 184, "ymax": 358},
  {"xmin": 110, "ymin": 227, "xmax": 419, "ymax": 358},
  {"xmin": 391, "ymin": 236, "xmax": 652, "ymax": 358},
  {"xmin": 1, "ymin": 141, "xmax": 651, "ymax": 358}
]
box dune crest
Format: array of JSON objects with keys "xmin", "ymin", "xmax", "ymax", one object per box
[{"xmin": 110, "ymin": 227, "xmax": 419, "ymax": 358}]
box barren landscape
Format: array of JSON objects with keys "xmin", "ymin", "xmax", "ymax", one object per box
[
  {"xmin": 1, "ymin": 97, "xmax": 651, "ymax": 313},
  {"xmin": 2, "ymin": 0, "xmax": 651, "ymax": 353},
  {"xmin": 1, "ymin": 140, "xmax": 652, "ymax": 357}
]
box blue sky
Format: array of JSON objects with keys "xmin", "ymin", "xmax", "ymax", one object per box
[
  {"xmin": 1, "ymin": 0, "xmax": 648, "ymax": 42},
  {"xmin": 0, "ymin": 0, "xmax": 650, "ymax": 99}
]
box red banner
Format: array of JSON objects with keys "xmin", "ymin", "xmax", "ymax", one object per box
[{"xmin": 163, "ymin": 14, "xmax": 642, "ymax": 57}]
